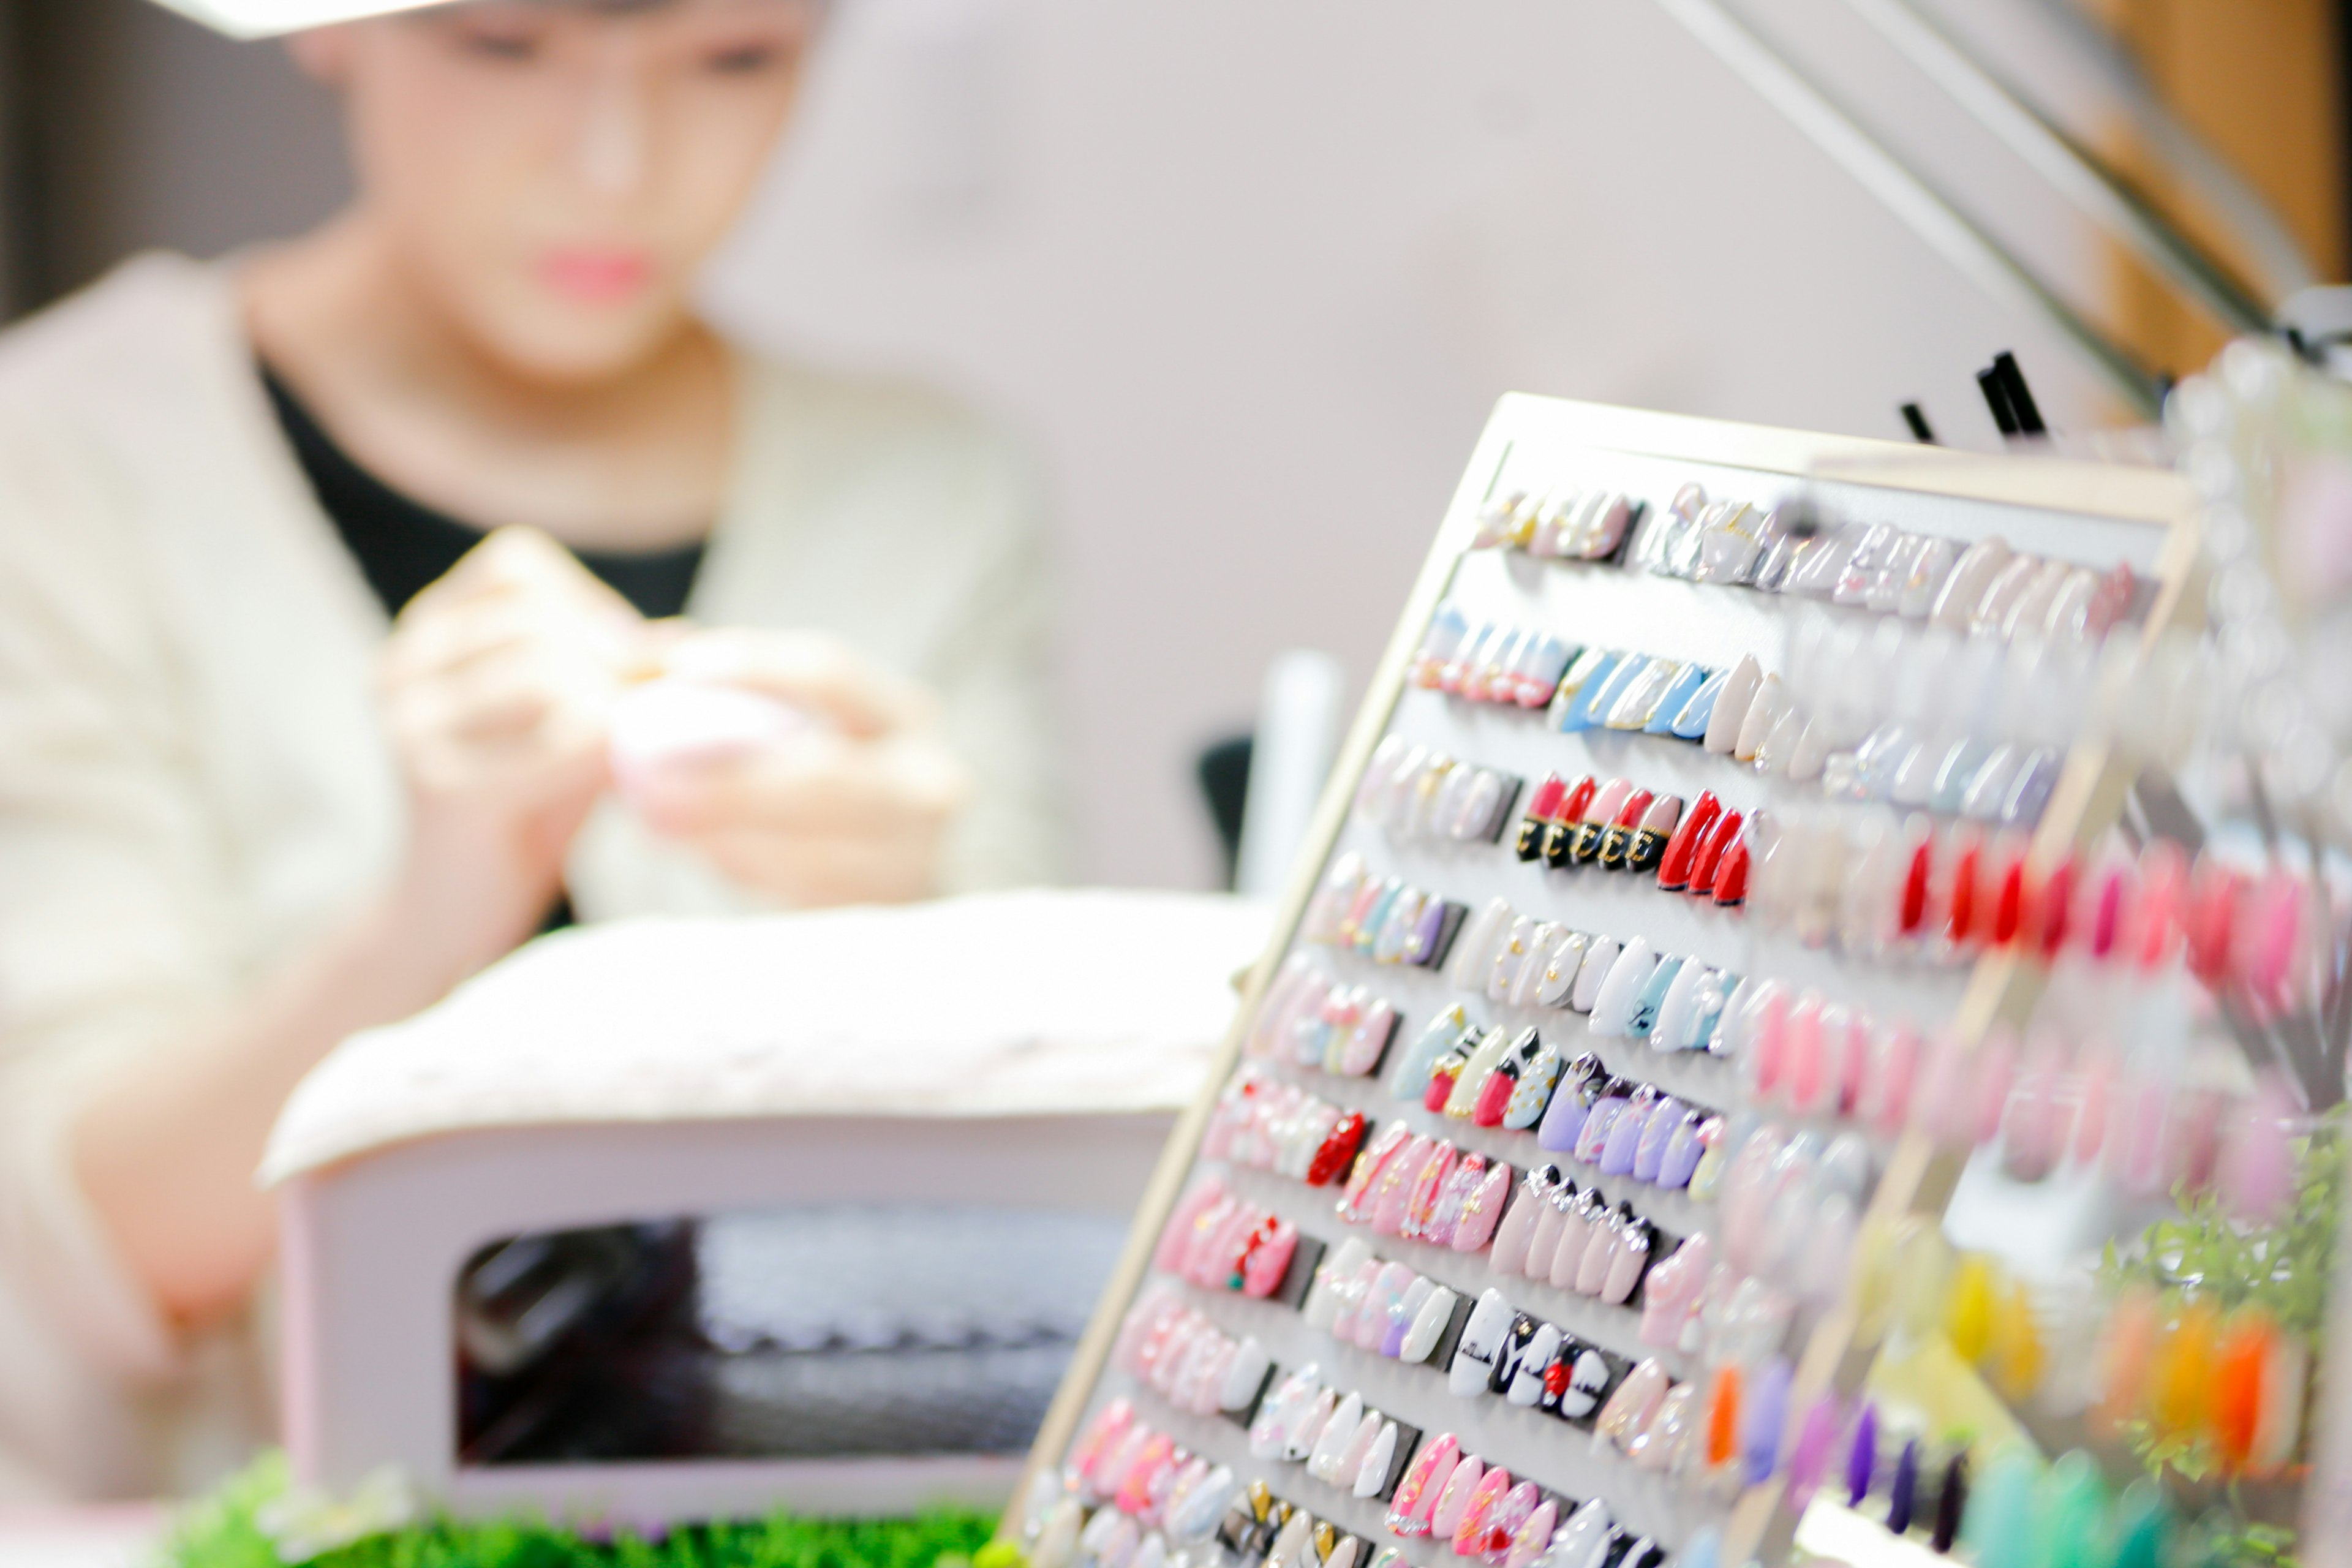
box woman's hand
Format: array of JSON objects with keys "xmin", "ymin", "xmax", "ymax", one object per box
[
  {"xmin": 379, "ymin": 527, "xmax": 647, "ymax": 971},
  {"xmin": 627, "ymin": 629, "xmax": 971, "ymax": 907}
]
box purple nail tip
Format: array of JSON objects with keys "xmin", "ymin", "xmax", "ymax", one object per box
[
  {"xmin": 1887, "ymin": 1437, "xmax": 1920, "ymax": 1535},
  {"xmin": 1845, "ymin": 1404, "xmax": 1878, "ymax": 1508},
  {"xmin": 1743, "ymin": 1359, "xmax": 1792, "ymax": 1487}
]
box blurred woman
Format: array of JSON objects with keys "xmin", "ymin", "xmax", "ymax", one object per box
[{"xmin": 0, "ymin": 0, "xmax": 1060, "ymax": 1498}]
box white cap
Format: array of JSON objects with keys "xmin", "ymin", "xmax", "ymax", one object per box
[{"xmin": 149, "ymin": 0, "xmax": 447, "ymax": 39}]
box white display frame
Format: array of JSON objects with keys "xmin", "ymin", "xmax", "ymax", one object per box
[{"xmin": 1012, "ymin": 393, "xmax": 2196, "ymax": 1567}]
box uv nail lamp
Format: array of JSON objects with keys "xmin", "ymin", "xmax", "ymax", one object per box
[{"xmin": 263, "ymin": 888, "xmax": 1270, "ymax": 1528}]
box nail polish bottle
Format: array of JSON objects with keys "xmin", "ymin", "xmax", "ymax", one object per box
[
  {"xmin": 1515, "ymin": 773, "xmax": 1567, "ymax": 861},
  {"xmin": 1596, "ymin": 788, "xmax": 1657, "ymax": 869},
  {"xmin": 1541, "ymin": 775, "xmax": 1600, "ymax": 867}
]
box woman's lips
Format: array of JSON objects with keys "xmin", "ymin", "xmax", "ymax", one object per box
[{"xmin": 540, "ymin": 249, "xmax": 654, "ymax": 304}]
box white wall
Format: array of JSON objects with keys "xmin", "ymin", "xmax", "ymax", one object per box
[
  {"xmin": 701, "ymin": 0, "xmax": 2122, "ymax": 889},
  {"xmin": 29, "ymin": 0, "xmax": 2143, "ymax": 891}
]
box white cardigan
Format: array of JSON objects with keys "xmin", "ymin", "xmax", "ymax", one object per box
[{"xmin": 0, "ymin": 254, "xmax": 1065, "ymax": 1500}]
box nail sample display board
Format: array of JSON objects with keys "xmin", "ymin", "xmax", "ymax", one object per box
[{"xmin": 1012, "ymin": 395, "xmax": 2193, "ymax": 1568}]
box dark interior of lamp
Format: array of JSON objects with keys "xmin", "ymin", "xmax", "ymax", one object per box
[{"xmin": 454, "ymin": 1206, "xmax": 1129, "ymax": 1466}]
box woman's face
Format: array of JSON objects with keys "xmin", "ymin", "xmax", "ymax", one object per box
[{"xmin": 300, "ymin": 1, "xmax": 819, "ymax": 383}]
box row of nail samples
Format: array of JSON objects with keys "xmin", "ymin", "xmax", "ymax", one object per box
[
  {"xmin": 1469, "ymin": 488, "xmax": 1640, "ymax": 562},
  {"xmin": 1298, "ymin": 863, "xmax": 1469, "ymax": 971},
  {"xmin": 1114, "ymin": 1289, "xmax": 1284, "ymax": 1422},
  {"xmin": 1513, "ymin": 778, "xmax": 1748, "ymax": 897},
  {"xmin": 2092, "ymin": 1287, "xmax": 2305, "ymax": 1479},
  {"xmin": 1746, "ymin": 809, "xmax": 2330, "ymax": 985},
  {"xmin": 1328, "ymin": 1128, "xmax": 1670, "ymax": 1311},
  {"xmin": 1446, "ymin": 900, "xmax": 1749, "ymax": 1051},
  {"xmin": 1409, "ymin": 613, "xmax": 1769, "ymax": 756},
  {"xmin": 1958, "ymin": 1449, "xmax": 2194, "ymax": 1568},
  {"xmin": 1202, "ymin": 1072, "xmax": 1374, "ymax": 1186},
  {"xmin": 1151, "ymin": 1172, "xmax": 1312, "ymax": 1298},
  {"xmin": 1245, "ymin": 963, "xmax": 1401, "ymax": 1077},
  {"xmin": 1382, "ymin": 1032, "xmax": 1725, "ymax": 1198},
  {"xmin": 1489, "ymin": 1168, "xmax": 1711, "ymax": 1353},
  {"xmin": 1408, "ymin": 610, "xmax": 1577, "ymax": 709},
  {"xmin": 1355, "ymin": 743, "xmax": 1523, "ymax": 846},
  {"xmin": 1387, "ymin": 1436, "xmax": 1672, "ymax": 1568},
  {"xmin": 1619, "ymin": 483, "xmax": 2138, "ymax": 647}
]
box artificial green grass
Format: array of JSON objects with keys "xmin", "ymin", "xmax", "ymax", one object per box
[{"xmin": 165, "ymin": 1455, "xmax": 1001, "ymax": 1568}]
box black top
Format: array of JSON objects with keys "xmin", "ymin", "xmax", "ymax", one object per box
[
  {"xmin": 260, "ymin": 363, "xmax": 707, "ymax": 621},
  {"xmin": 263, "ymin": 364, "xmax": 710, "ymax": 932}
]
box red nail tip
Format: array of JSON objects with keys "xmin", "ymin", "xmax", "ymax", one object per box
[
  {"xmin": 1992, "ymin": 851, "xmax": 2026, "ymax": 946},
  {"xmin": 1947, "ymin": 839, "xmax": 1982, "ymax": 946},
  {"xmin": 1689, "ymin": 809, "xmax": 1743, "ymax": 897},
  {"xmin": 2035, "ymin": 857, "xmax": 2076, "ymax": 956},
  {"xmin": 2185, "ymin": 862, "xmax": 2240, "ymax": 986},
  {"xmin": 1559, "ymin": 775, "xmax": 1599, "ymax": 823},
  {"xmin": 1526, "ymin": 774, "xmax": 1567, "ymax": 820},
  {"xmin": 1656, "ymin": 791, "xmax": 1721, "ymax": 892},
  {"xmin": 1899, "ymin": 835, "xmax": 1932, "ymax": 935},
  {"xmin": 1306, "ymin": 1110, "xmax": 1369, "ymax": 1186},
  {"xmin": 1711, "ymin": 834, "xmax": 1751, "ymax": 907}
]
